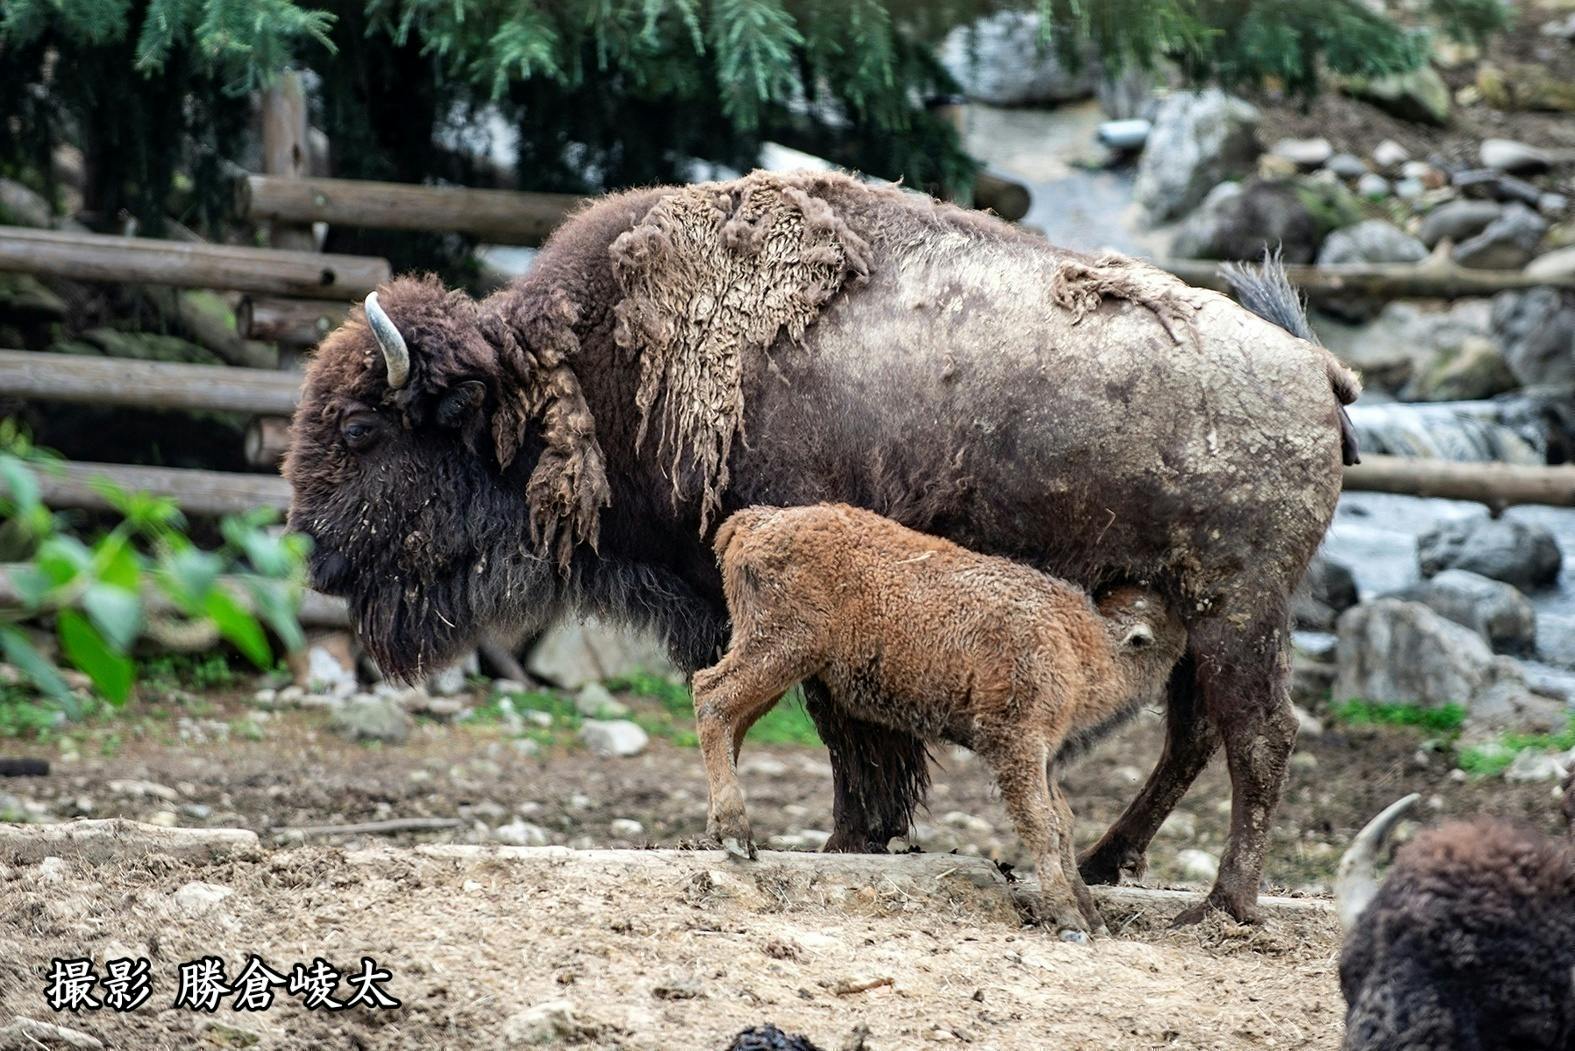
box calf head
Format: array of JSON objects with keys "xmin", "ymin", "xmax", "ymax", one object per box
[{"xmin": 1096, "ymin": 585, "xmax": 1186, "ymax": 690}]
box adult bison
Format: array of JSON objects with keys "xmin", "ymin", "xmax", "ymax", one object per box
[{"xmin": 284, "ymin": 171, "xmax": 1357, "ymax": 923}]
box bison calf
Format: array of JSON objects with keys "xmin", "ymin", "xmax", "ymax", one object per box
[
  {"xmin": 691, "ymin": 503, "xmax": 1186, "ymax": 940},
  {"xmin": 1336, "ymin": 793, "xmax": 1575, "ymax": 1049}
]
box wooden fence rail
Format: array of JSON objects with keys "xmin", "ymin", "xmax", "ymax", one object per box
[
  {"xmin": 35, "ymin": 461, "xmax": 291, "ymax": 517},
  {"xmin": 0, "ymin": 566, "xmax": 347, "ymax": 627},
  {"xmin": 0, "ymin": 349, "xmax": 299, "ymax": 415},
  {"xmin": 1160, "ymin": 253, "xmax": 1575, "ymax": 302},
  {"xmin": 0, "ymin": 226, "xmax": 388, "ymax": 300}
]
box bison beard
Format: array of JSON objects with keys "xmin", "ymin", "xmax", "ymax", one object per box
[{"xmin": 286, "ymin": 170, "xmax": 1358, "ymax": 920}]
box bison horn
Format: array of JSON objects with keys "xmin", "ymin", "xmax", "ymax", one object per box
[
  {"xmin": 1335, "ymin": 793, "xmax": 1420, "ymax": 931},
  {"xmin": 364, "ymin": 291, "xmax": 410, "ymax": 389}
]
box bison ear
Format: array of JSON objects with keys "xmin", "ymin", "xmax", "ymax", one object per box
[{"xmin": 437, "ymin": 380, "xmax": 487, "ymax": 430}]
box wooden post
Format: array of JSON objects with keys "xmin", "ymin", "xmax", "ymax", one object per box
[
  {"xmin": 260, "ymin": 70, "xmax": 316, "ymax": 253},
  {"xmin": 245, "ymin": 416, "xmax": 293, "ymax": 469},
  {"xmin": 0, "ymin": 226, "xmax": 388, "ymax": 300},
  {"xmin": 237, "ymin": 296, "xmax": 346, "ymax": 347}
]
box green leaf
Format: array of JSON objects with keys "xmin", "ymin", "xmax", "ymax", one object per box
[
  {"xmin": 244, "ymin": 576, "xmax": 305, "ymax": 654},
  {"xmin": 35, "ymin": 535, "xmax": 93, "ymax": 588},
  {"xmin": 159, "ymin": 547, "xmax": 223, "ymax": 610},
  {"xmin": 0, "ymin": 454, "xmax": 40, "ymax": 516},
  {"xmin": 57, "ymin": 610, "xmax": 134, "ymax": 705},
  {"xmin": 7, "ymin": 564, "xmax": 52, "ymax": 609},
  {"xmin": 203, "ymin": 589, "xmax": 271, "ymax": 668},
  {"xmin": 0, "ymin": 626, "xmax": 70, "ymax": 702},
  {"xmin": 83, "ymin": 583, "xmax": 143, "ymax": 650},
  {"xmin": 94, "ymin": 535, "xmax": 141, "ymax": 591}
]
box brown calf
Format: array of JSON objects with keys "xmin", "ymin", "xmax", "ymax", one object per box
[{"xmin": 691, "ymin": 504, "xmax": 1186, "ymax": 940}]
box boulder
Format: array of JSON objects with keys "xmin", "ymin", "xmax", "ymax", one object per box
[
  {"xmin": 1316, "ymin": 219, "xmax": 1426, "ymax": 266},
  {"xmin": 330, "ymin": 693, "xmax": 411, "ymax": 744},
  {"xmin": 1491, "ymin": 288, "xmax": 1575, "ymax": 387},
  {"xmin": 1134, "ymin": 89, "xmax": 1260, "ymax": 221},
  {"xmin": 1480, "ymin": 138, "xmax": 1553, "ymax": 174},
  {"xmin": 1417, "ymin": 516, "xmax": 1563, "ymax": 591},
  {"xmin": 1452, "ymin": 203, "xmax": 1548, "ymax": 269},
  {"xmin": 527, "ymin": 615, "xmax": 679, "ymax": 689},
  {"xmin": 1292, "ymin": 555, "xmax": 1359, "ymax": 631},
  {"xmin": 1405, "ymin": 335, "xmax": 1517, "ymax": 402},
  {"xmin": 1388, "ymin": 569, "xmax": 1537, "ymax": 656},
  {"xmin": 939, "ymin": 13, "xmax": 1095, "ymax": 105},
  {"xmin": 1318, "ymin": 297, "xmax": 1499, "ymax": 396},
  {"xmin": 1418, "ymin": 199, "xmax": 1503, "ymax": 248},
  {"xmin": 1169, "ymin": 180, "xmax": 1325, "ymax": 263},
  {"xmin": 578, "ymin": 719, "xmax": 650, "ymax": 758},
  {"xmin": 1341, "ymin": 65, "xmax": 1451, "ymax": 125}
]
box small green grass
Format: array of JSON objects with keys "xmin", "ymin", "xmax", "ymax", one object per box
[
  {"xmin": 139, "ymin": 653, "xmax": 237, "ymax": 692},
  {"xmin": 607, "ymin": 672, "xmax": 822, "ymax": 747},
  {"xmin": 1331, "ymin": 699, "xmax": 1466, "ymax": 734},
  {"xmin": 1458, "ymin": 717, "xmax": 1575, "ymax": 777}
]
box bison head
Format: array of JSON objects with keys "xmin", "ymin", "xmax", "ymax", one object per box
[{"xmin": 284, "ymin": 275, "xmax": 602, "ymax": 680}]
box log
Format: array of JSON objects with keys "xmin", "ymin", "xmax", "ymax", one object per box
[
  {"xmin": 260, "ymin": 70, "xmax": 316, "ymax": 253},
  {"xmin": 0, "ymin": 818, "xmax": 259, "ymax": 864},
  {"xmin": 1342, "ymin": 454, "xmax": 1575, "ymax": 508},
  {"xmin": 0, "ymin": 564, "xmax": 348, "ymax": 628},
  {"xmin": 1161, "ymin": 250, "xmax": 1575, "ymax": 302},
  {"xmin": 238, "ymin": 174, "xmax": 580, "ymax": 247},
  {"xmin": 245, "ymin": 416, "xmax": 292, "ymax": 468},
  {"xmin": 0, "ymin": 349, "xmax": 300, "ymax": 415},
  {"xmin": 237, "ymin": 295, "xmax": 346, "ymax": 346},
  {"xmin": 973, "ymin": 169, "xmax": 1032, "ymax": 221},
  {"xmin": 35, "ymin": 461, "xmax": 291, "ymax": 516},
  {"xmin": 0, "ymin": 225, "xmax": 389, "ymax": 300},
  {"xmin": 274, "ymin": 817, "xmax": 465, "ymax": 840}
]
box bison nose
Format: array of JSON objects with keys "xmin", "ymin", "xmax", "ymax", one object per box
[{"xmin": 308, "ymin": 548, "xmax": 354, "ymax": 597}]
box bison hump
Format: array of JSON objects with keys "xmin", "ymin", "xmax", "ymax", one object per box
[{"xmin": 609, "ymin": 173, "xmax": 871, "ymax": 529}]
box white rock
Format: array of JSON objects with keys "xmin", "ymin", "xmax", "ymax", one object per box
[
  {"xmin": 1480, "ymin": 138, "xmax": 1552, "ymax": 174},
  {"xmin": 107, "ymin": 779, "xmax": 179, "ymax": 802},
  {"xmin": 493, "ymin": 679, "xmax": 527, "ymax": 695},
  {"xmin": 330, "ymin": 693, "xmax": 411, "ymax": 744},
  {"xmin": 493, "ymin": 820, "xmax": 550, "ymax": 846},
  {"xmin": 173, "ymin": 881, "xmax": 233, "ymax": 915},
  {"xmin": 938, "ymin": 12, "xmax": 1096, "ymax": 105},
  {"xmin": 1503, "ymin": 750, "xmax": 1568, "ymax": 783},
  {"xmin": 1356, "ymin": 172, "xmax": 1392, "ymax": 198},
  {"xmin": 1177, "ymin": 848, "xmax": 1220, "ymax": 883},
  {"xmin": 609, "ymin": 818, "xmax": 645, "ymax": 838},
  {"xmin": 739, "ymin": 754, "xmax": 791, "ymax": 777},
  {"xmin": 1526, "ymin": 246, "xmax": 1575, "ymax": 282},
  {"xmin": 1134, "ymin": 89, "xmax": 1261, "ymax": 221},
  {"xmin": 38, "ymin": 855, "xmax": 68, "ymax": 884},
  {"xmin": 1157, "ymin": 811, "xmax": 1197, "ymax": 840},
  {"xmin": 939, "ymin": 810, "xmax": 995, "ymax": 835},
  {"xmin": 510, "ymin": 738, "xmax": 541, "ymax": 758},
  {"xmin": 427, "ymin": 663, "xmax": 469, "ymax": 697},
  {"xmin": 251, "ymin": 687, "xmax": 277, "ymax": 706},
  {"xmin": 1372, "ymin": 139, "xmax": 1410, "ymax": 169},
  {"xmin": 1270, "ymin": 136, "xmax": 1333, "ymax": 169},
  {"xmin": 574, "ymin": 682, "xmax": 629, "ymax": 718},
  {"xmin": 503, "ymin": 1000, "xmax": 583, "ymax": 1047},
  {"xmin": 527, "ymin": 616, "xmax": 678, "ymax": 689},
  {"xmin": 1292, "ymin": 704, "xmax": 1325, "ymax": 738},
  {"xmin": 579, "ymin": 719, "xmax": 649, "ymax": 758}
]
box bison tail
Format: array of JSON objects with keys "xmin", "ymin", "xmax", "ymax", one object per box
[{"xmin": 1221, "ymin": 249, "xmax": 1363, "ymax": 467}]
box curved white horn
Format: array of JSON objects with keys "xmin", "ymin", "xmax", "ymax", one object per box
[
  {"xmin": 1335, "ymin": 793, "xmax": 1420, "ymax": 931},
  {"xmin": 364, "ymin": 291, "xmax": 409, "ymax": 389}
]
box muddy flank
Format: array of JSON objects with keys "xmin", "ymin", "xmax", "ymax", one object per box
[{"xmin": 0, "ymin": 694, "xmax": 1565, "ymax": 1049}]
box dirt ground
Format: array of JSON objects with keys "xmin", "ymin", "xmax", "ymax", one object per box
[{"xmin": 1, "ymin": 690, "xmax": 1569, "ymax": 1049}]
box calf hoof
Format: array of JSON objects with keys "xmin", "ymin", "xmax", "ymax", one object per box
[
  {"xmin": 1077, "ymin": 838, "xmax": 1147, "ymax": 886},
  {"xmin": 722, "ymin": 835, "xmax": 758, "ymax": 861},
  {"xmin": 1057, "ymin": 928, "xmax": 1091, "ymax": 945}
]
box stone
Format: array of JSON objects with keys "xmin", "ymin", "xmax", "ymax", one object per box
[
  {"xmin": 330, "ymin": 693, "xmax": 411, "ymax": 744},
  {"xmin": 1541, "ymin": 193, "xmax": 1571, "ymax": 217},
  {"xmin": 1527, "ymin": 246, "xmax": 1575, "ymax": 282},
  {"xmin": 1405, "ymin": 336, "xmax": 1517, "ymax": 402},
  {"xmin": 1292, "ymin": 555, "xmax": 1359, "ymax": 631},
  {"xmin": 1453, "ymin": 169, "xmax": 1544, "ymax": 207},
  {"xmin": 1096, "ymin": 119, "xmax": 1151, "ymax": 152},
  {"xmin": 1176, "ymin": 849, "xmax": 1220, "ymax": 883},
  {"xmin": 1293, "ymin": 704, "xmax": 1325, "ymax": 738},
  {"xmin": 940, "ymin": 810, "xmax": 995, "ymax": 835},
  {"xmin": 107, "ymin": 779, "xmax": 179, "ymax": 802},
  {"xmin": 1134, "ymin": 89, "xmax": 1261, "ymax": 221},
  {"xmin": 1169, "ymin": 179, "xmax": 1326, "ymax": 264},
  {"xmin": 609, "ymin": 818, "xmax": 644, "ymax": 838},
  {"xmin": 1270, "ymin": 137, "xmax": 1332, "ymax": 169},
  {"xmin": 1342, "ymin": 65, "xmax": 1451, "ymax": 125},
  {"xmin": 1317, "ymin": 220, "xmax": 1427, "ymax": 265},
  {"xmin": 1325, "ymin": 153, "xmax": 1368, "ymax": 180},
  {"xmin": 578, "ymin": 719, "xmax": 650, "ymax": 758},
  {"xmin": 503, "ymin": 1000, "xmax": 590, "ymax": 1046},
  {"xmin": 1417, "ymin": 516, "xmax": 1563, "ymax": 591},
  {"xmin": 38, "ymin": 855, "xmax": 67, "ymax": 884},
  {"xmin": 1453, "ymin": 203, "xmax": 1548, "ymax": 270},
  {"xmin": 1492, "ymin": 288, "xmax": 1575, "ymax": 387},
  {"xmin": 1480, "ymin": 138, "xmax": 1553, "ymax": 174},
  {"xmin": 1157, "ymin": 811, "xmax": 1197, "ymax": 839},
  {"xmin": 493, "ymin": 820, "xmax": 549, "ymax": 846},
  {"xmin": 573, "ymin": 682, "xmax": 628, "ymax": 719},
  {"xmin": 1503, "ymin": 750, "xmax": 1571, "ymax": 782},
  {"xmin": 938, "ymin": 13, "xmax": 1095, "ymax": 105},
  {"xmin": 1394, "ymin": 177, "xmax": 1426, "ymax": 200},
  {"xmin": 1389, "ymin": 570, "xmax": 1537, "ymax": 656},
  {"xmin": 527, "ymin": 615, "xmax": 679, "ymax": 689},
  {"xmin": 1372, "ymin": 139, "xmax": 1410, "ymax": 169},
  {"xmin": 1292, "ymin": 654, "xmax": 1337, "ymax": 708},
  {"xmin": 173, "ymin": 881, "xmax": 233, "ymax": 915},
  {"xmin": 426, "ymin": 663, "xmax": 469, "ymax": 697},
  {"xmin": 289, "ymin": 632, "xmax": 357, "ymax": 698},
  {"xmin": 0, "ymin": 1019, "xmax": 105, "ymax": 1050},
  {"xmin": 1418, "ymin": 199, "xmax": 1503, "ymax": 248},
  {"xmin": 1477, "ymin": 61, "xmax": 1575, "ymax": 113},
  {"xmin": 1355, "ymin": 172, "xmax": 1391, "ymax": 199}
]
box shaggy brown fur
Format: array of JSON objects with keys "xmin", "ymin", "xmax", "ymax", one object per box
[
  {"xmin": 285, "ymin": 169, "xmax": 1357, "ymax": 924},
  {"xmin": 692, "ymin": 504, "xmax": 1186, "ymax": 940},
  {"xmin": 1339, "ymin": 819, "xmax": 1575, "ymax": 1050}
]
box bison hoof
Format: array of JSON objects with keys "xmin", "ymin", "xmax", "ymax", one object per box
[
  {"xmin": 1077, "ymin": 840, "xmax": 1146, "ymax": 886},
  {"xmin": 722, "ymin": 835, "xmax": 757, "ymax": 861},
  {"xmin": 820, "ymin": 831, "xmax": 891, "ymax": 855},
  {"xmin": 1170, "ymin": 891, "xmax": 1262, "ymax": 928},
  {"xmin": 1057, "ymin": 928, "xmax": 1090, "ymax": 945}
]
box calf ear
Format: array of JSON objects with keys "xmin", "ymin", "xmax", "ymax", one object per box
[{"xmin": 437, "ymin": 380, "xmax": 487, "ymax": 429}]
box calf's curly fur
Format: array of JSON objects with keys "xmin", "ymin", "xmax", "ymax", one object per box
[{"xmin": 692, "ymin": 504, "xmax": 1186, "ymax": 940}]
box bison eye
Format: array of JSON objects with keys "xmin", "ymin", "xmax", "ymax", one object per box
[{"xmin": 341, "ymin": 416, "xmax": 380, "ymax": 452}]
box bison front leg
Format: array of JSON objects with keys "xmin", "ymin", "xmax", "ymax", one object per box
[
  {"xmin": 1079, "ymin": 653, "xmax": 1217, "ymax": 885},
  {"xmin": 1173, "ymin": 620, "xmax": 1297, "ymax": 926},
  {"xmin": 805, "ymin": 679, "xmax": 931, "ymax": 854}
]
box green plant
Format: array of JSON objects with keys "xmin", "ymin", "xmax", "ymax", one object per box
[
  {"xmin": 0, "ymin": 446, "xmax": 308, "ymax": 715},
  {"xmin": 1458, "ymin": 718, "xmax": 1575, "ymax": 778},
  {"xmin": 1331, "ymin": 699, "xmax": 1467, "ymax": 734},
  {"xmin": 608, "ymin": 671, "xmax": 820, "ymax": 747}
]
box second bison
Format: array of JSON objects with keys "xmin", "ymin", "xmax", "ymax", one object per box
[{"xmin": 692, "ymin": 503, "xmax": 1185, "ymax": 941}]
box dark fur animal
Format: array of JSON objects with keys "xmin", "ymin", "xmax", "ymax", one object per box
[
  {"xmin": 284, "ymin": 170, "xmax": 1358, "ymax": 923},
  {"xmin": 694, "ymin": 504, "xmax": 1185, "ymax": 940},
  {"xmin": 1336, "ymin": 794, "xmax": 1575, "ymax": 1050}
]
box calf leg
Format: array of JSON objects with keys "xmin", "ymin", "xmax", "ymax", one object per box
[
  {"xmin": 1050, "ymin": 780, "xmax": 1106, "ymax": 935},
  {"xmin": 692, "ymin": 649, "xmax": 810, "ymax": 859},
  {"xmin": 980, "ymin": 737, "xmax": 1089, "ymax": 942},
  {"xmin": 1079, "ymin": 652, "xmax": 1216, "ymax": 885},
  {"xmin": 1174, "ymin": 618, "xmax": 1297, "ymax": 925},
  {"xmin": 806, "ymin": 679, "xmax": 931, "ymax": 854}
]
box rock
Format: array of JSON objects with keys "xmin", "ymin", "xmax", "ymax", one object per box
[
  {"xmin": 1292, "ymin": 653, "xmax": 1337, "ymax": 707},
  {"xmin": 579, "ymin": 719, "xmax": 649, "ymax": 758},
  {"xmin": 1477, "ymin": 61, "xmax": 1575, "ymax": 113},
  {"xmin": 1541, "ymin": 192, "xmax": 1571, "ymax": 217},
  {"xmin": 277, "ymin": 685, "xmax": 305, "ymax": 705},
  {"xmin": 1169, "ymin": 179, "xmax": 1326, "ymax": 263},
  {"xmin": 938, "ymin": 13, "xmax": 1095, "ymax": 105},
  {"xmin": 1453, "ymin": 169, "xmax": 1544, "ymax": 207},
  {"xmin": 939, "ymin": 810, "xmax": 995, "ymax": 835},
  {"xmin": 1176, "ymin": 849, "xmax": 1220, "ymax": 883},
  {"xmin": 1342, "ymin": 65, "xmax": 1451, "ymax": 125},
  {"xmin": 1157, "ymin": 811, "xmax": 1197, "ymax": 839},
  {"xmin": 1389, "ymin": 570, "xmax": 1537, "ymax": 656},
  {"xmin": 1372, "ymin": 139, "xmax": 1410, "ymax": 170},
  {"xmin": 426, "ymin": 663, "xmax": 469, "ymax": 697},
  {"xmin": 0, "ymin": 1018, "xmax": 105, "ymax": 1050},
  {"xmin": 107, "ymin": 778, "xmax": 179, "ymax": 802},
  {"xmin": 493, "ymin": 679, "xmax": 527, "ymax": 696},
  {"xmin": 1453, "ymin": 203, "xmax": 1547, "ymax": 270},
  {"xmin": 1293, "ymin": 704, "xmax": 1325, "ymax": 738},
  {"xmin": 1270, "ymin": 137, "xmax": 1332, "ymax": 170},
  {"xmin": 1325, "ymin": 153, "xmax": 1368, "ymax": 180},
  {"xmin": 289, "ymin": 632, "xmax": 357, "ymax": 698},
  {"xmin": 1096, "ymin": 119, "xmax": 1151, "ymax": 152},
  {"xmin": 1418, "ymin": 199, "xmax": 1503, "ymax": 248},
  {"xmin": 1480, "ymin": 138, "xmax": 1553, "ymax": 174},
  {"xmin": 1527, "ymin": 246, "xmax": 1575, "ymax": 282},
  {"xmin": 503, "ymin": 1000, "xmax": 590, "ymax": 1046},
  {"xmin": 38, "ymin": 855, "xmax": 67, "ymax": 884},
  {"xmin": 1491, "ymin": 289, "xmax": 1575, "ymax": 388},
  {"xmin": 1316, "ymin": 219, "xmax": 1426, "ymax": 266},
  {"xmin": 251, "ymin": 687, "xmax": 277, "ymax": 706},
  {"xmin": 493, "ymin": 820, "xmax": 550, "ymax": 846},
  {"xmin": 609, "ymin": 818, "xmax": 644, "ymax": 838},
  {"xmin": 1405, "ymin": 335, "xmax": 1517, "ymax": 402},
  {"xmin": 173, "ymin": 880, "xmax": 233, "ymax": 915},
  {"xmin": 527, "ymin": 615, "xmax": 679, "ymax": 690},
  {"xmin": 1134, "ymin": 89, "xmax": 1260, "ymax": 221},
  {"xmin": 1321, "ymin": 298, "xmax": 1500, "ymax": 397},
  {"xmin": 1503, "ymin": 750, "xmax": 1571, "ymax": 782},
  {"xmin": 1393, "ymin": 177, "xmax": 1426, "ymax": 200},
  {"xmin": 330, "ymin": 693, "xmax": 412, "ymax": 744},
  {"xmin": 511, "ymin": 738, "xmax": 541, "ymax": 758},
  {"xmin": 1355, "ymin": 172, "xmax": 1391, "ymax": 199},
  {"xmin": 1293, "ymin": 555, "xmax": 1359, "ymax": 631},
  {"xmin": 1417, "ymin": 516, "xmax": 1563, "ymax": 591},
  {"xmin": 574, "ymin": 682, "xmax": 629, "ymax": 719}
]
